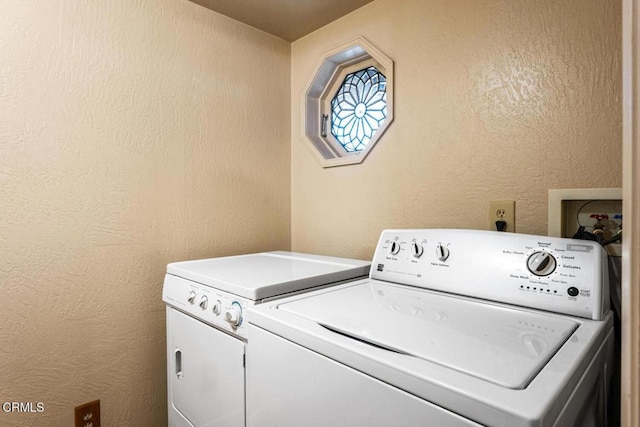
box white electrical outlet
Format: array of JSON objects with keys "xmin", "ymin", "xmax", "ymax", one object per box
[{"xmin": 489, "ymin": 200, "xmax": 516, "ymax": 233}]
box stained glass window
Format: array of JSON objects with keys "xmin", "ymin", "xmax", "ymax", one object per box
[{"xmin": 331, "ymin": 66, "xmax": 387, "ymax": 152}]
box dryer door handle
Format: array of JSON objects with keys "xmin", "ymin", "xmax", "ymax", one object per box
[{"xmin": 175, "ymin": 348, "xmax": 183, "ymax": 379}]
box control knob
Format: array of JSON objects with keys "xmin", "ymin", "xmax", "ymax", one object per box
[
  {"xmin": 411, "ymin": 242, "xmax": 424, "ymax": 258},
  {"xmin": 212, "ymin": 300, "xmax": 222, "ymax": 316},
  {"xmin": 187, "ymin": 291, "xmax": 196, "ymax": 305},
  {"xmin": 436, "ymin": 244, "xmax": 450, "ymax": 262},
  {"xmin": 199, "ymin": 296, "xmax": 208, "ymax": 310},
  {"xmin": 527, "ymin": 251, "xmax": 557, "ymax": 276},
  {"xmin": 225, "ymin": 302, "xmax": 243, "ymax": 328},
  {"xmin": 389, "ymin": 241, "xmax": 401, "ymax": 255}
]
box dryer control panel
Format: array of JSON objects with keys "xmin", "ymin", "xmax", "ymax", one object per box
[
  {"xmin": 371, "ymin": 229, "xmax": 609, "ymax": 320},
  {"xmin": 163, "ymin": 274, "xmax": 252, "ymax": 339}
]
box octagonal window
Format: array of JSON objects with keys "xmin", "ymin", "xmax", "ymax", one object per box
[
  {"xmin": 331, "ymin": 66, "xmax": 387, "ymax": 153},
  {"xmin": 303, "ymin": 37, "xmax": 393, "ymax": 168}
]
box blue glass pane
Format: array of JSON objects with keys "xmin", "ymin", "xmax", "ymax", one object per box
[{"xmin": 331, "ymin": 66, "xmax": 387, "ymax": 152}]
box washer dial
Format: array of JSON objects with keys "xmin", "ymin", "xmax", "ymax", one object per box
[
  {"xmin": 411, "ymin": 242, "xmax": 424, "ymax": 258},
  {"xmin": 527, "ymin": 251, "xmax": 557, "ymax": 276},
  {"xmin": 436, "ymin": 244, "xmax": 450, "ymax": 262},
  {"xmin": 389, "ymin": 241, "xmax": 401, "ymax": 255}
]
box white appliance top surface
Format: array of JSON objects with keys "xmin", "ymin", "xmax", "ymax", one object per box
[
  {"xmin": 278, "ymin": 280, "xmax": 578, "ymax": 389},
  {"xmin": 166, "ymin": 251, "xmax": 370, "ymax": 300}
]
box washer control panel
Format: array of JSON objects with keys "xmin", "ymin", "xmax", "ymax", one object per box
[
  {"xmin": 163, "ymin": 274, "xmax": 251, "ymax": 339},
  {"xmin": 371, "ymin": 229, "xmax": 609, "ymax": 320}
]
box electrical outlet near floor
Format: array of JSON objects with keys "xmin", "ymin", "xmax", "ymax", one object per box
[
  {"xmin": 74, "ymin": 400, "xmax": 100, "ymax": 427},
  {"xmin": 489, "ymin": 200, "xmax": 516, "ymax": 233}
]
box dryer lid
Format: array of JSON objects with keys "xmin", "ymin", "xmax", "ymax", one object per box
[
  {"xmin": 278, "ymin": 281, "xmax": 578, "ymax": 389},
  {"xmin": 166, "ymin": 252, "xmax": 370, "ymax": 300}
]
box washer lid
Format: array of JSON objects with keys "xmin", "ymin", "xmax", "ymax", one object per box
[
  {"xmin": 166, "ymin": 252, "xmax": 370, "ymax": 300},
  {"xmin": 278, "ymin": 281, "xmax": 578, "ymax": 389}
]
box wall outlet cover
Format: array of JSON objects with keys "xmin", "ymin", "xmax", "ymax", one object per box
[{"xmin": 74, "ymin": 400, "xmax": 100, "ymax": 427}]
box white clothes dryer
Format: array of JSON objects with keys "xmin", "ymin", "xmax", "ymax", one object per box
[
  {"xmin": 246, "ymin": 230, "xmax": 615, "ymax": 427},
  {"xmin": 162, "ymin": 251, "xmax": 370, "ymax": 427}
]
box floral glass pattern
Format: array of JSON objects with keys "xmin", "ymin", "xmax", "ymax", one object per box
[{"xmin": 331, "ymin": 66, "xmax": 387, "ymax": 152}]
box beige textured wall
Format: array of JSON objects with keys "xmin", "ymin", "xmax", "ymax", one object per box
[
  {"xmin": 291, "ymin": 0, "xmax": 622, "ymax": 260},
  {"xmin": 0, "ymin": 0, "xmax": 290, "ymax": 425}
]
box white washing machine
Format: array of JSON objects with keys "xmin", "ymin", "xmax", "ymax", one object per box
[
  {"xmin": 246, "ymin": 229, "xmax": 615, "ymax": 427},
  {"xmin": 162, "ymin": 251, "xmax": 370, "ymax": 427}
]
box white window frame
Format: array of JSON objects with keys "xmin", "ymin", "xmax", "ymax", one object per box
[
  {"xmin": 321, "ymin": 58, "xmax": 386, "ymax": 156},
  {"xmin": 303, "ymin": 37, "xmax": 394, "ymax": 168}
]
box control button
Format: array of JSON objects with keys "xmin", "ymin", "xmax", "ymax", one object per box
[
  {"xmin": 411, "ymin": 242, "xmax": 424, "ymax": 258},
  {"xmin": 526, "ymin": 251, "xmax": 557, "ymax": 276},
  {"xmin": 199, "ymin": 296, "xmax": 208, "ymax": 310},
  {"xmin": 389, "ymin": 241, "xmax": 401, "ymax": 255},
  {"xmin": 225, "ymin": 302, "xmax": 243, "ymax": 328},
  {"xmin": 187, "ymin": 291, "xmax": 196, "ymax": 305},
  {"xmin": 436, "ymin": 244, "xmax": 450, "ymax": 262},
  {"xmin": 567, "ymin": 287, "xmax": 579, "ymax": 297},
  {"xmin": 212, "ymin": 300, "xmax": 222, "ymax": 316}
]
